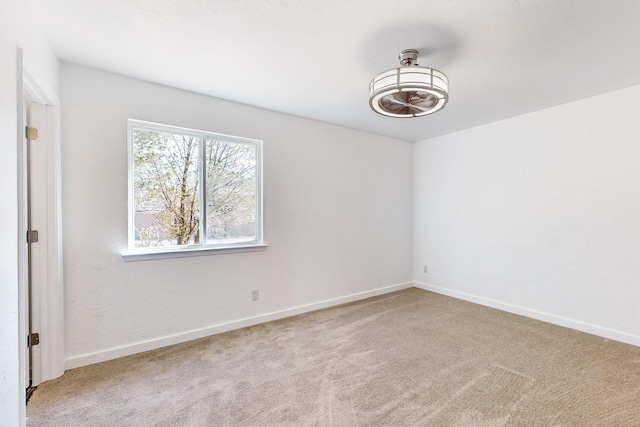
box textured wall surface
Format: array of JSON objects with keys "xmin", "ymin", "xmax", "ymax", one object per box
[
  {"xmin": 0, "ymin": 26, "xmax": 21, "ymax": 427},
  {"xmin": 0, "ymin": 2, "xmax": 59, "ymax": 425},
  {"xmin": 414, "ymin": 84, "xmax": 640, "ymax": 344},
  {"xmin": 61, "ymin": 63, "xmax": 413, "ymax": 366}
]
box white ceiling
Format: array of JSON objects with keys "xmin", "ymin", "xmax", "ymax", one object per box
[{"xmin": 28, "ymin": 0, "xmax": 640, "ymax": 142}]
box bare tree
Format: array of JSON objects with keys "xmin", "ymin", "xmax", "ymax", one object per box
[
  {"xmin": 133, "ymin": 130, "xmax": 257, "ymax": 247},
  {"xmin": 205, "ymin": 139, "xmax": 256, "ymax": 240},
  {"xmin": 134, "ymin": 130, "xmax": 200, "ymax": 246}
]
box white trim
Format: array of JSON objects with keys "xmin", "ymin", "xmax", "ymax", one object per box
[
  {"xmin": 16, "ymin": 47, "xmax": 27, "ymax": 427},
  {"xmin": 122, "ymin": 243, "xmax": 267, "ymax": 262},
  {"xmin": 28, "ymin": 101, "xmax": 46, "ymax": 386},
  {"xmin": 65, "ymin": 281, "xmax": 414, "ymax": 369},
  {"xmin": 413, "ymin": 281, "xmax": 640, "ymax": 348},
  {"xmin": 22, "ymin": 67, "xmax": 59, "ymax": 106},
  {"xmin": 42, "ymin": 105, "xmax": 65, "ymax": 381}
]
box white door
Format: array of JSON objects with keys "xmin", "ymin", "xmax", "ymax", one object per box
[{"xmin": 24, "ymin": 99, "xmax": 48, "ymax": 387}]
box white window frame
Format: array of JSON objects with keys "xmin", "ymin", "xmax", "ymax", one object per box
[{"xmin": 123, "ymin": 119, "xmax": 265, "ymax": 261}]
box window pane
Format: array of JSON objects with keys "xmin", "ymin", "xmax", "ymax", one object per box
[
  {"xmin": 205, "ymin": 139, "xmax": 256, "ymax": 243},
  {"xmin": 133, "ymin": 128, "xmax": 201, "ymax": 248}
]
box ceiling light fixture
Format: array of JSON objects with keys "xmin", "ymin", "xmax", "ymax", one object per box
[{"xmin": 369, "ymin": 49, "xmax": 449, "ymax": 118}]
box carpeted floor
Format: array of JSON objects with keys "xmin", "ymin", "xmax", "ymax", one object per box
[{"xmin": 27, "ymin": 288, "xmax": 640, "ymax": 426}]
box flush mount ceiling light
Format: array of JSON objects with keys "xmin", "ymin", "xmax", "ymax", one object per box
[{"xmin": 369, "ymin": 49, "xmax": 449, "ymax": 118}]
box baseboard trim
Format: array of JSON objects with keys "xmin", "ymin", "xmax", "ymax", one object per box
[
  {"xmin": 413, "ymin": 281, "xmax": 640, "ymax": 348},
  {"xmin": 65, "ymin": 281, "xmax": 414, "ymax": 370}
]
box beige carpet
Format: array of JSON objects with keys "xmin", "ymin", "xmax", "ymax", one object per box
[{"xmin": 27, "ymin": 288, "xmax": 640, "ymax": 426}]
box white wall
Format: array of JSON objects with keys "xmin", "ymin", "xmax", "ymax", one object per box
[
  {"xmin": 414, "ymin": 85, "xmax": 640, "ymax": 346},
  {"xmin": 0, "ymin": 2, "xmax": 58, "ymax": 425},
  {"xmin": 61, "ymin": 63, "xmax": 413, "ymax": 367}
]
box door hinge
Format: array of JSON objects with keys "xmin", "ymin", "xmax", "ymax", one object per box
[
  {"xmin": 25, "ymin": 126, "xmax": 38, "ymax": 141},
  {"xmin": 27, "ymin": 230, "xmax": 39, "ymax": 244},
  {"xmin": 28, "ymin": 333, "xmax": 40, "ymax": 347}
]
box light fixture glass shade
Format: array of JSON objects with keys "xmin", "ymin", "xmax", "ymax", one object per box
[{"xmin": 369, "ymin": 65, "xmax": 449, "ymax": 118}]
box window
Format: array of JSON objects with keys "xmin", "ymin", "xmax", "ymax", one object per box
[{"xmin": 126, "ymin": 119, "xmax": 263, "ymax": 258}]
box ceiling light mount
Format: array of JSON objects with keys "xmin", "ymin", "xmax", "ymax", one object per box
[
  {"xmin": 399, "ymin": 49, "xmax": 419, "ymax": 66},
  {"xmin": 369, "ymin": 49, "xmax": 449, "ymax": 118}
]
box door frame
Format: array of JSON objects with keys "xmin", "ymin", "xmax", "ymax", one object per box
[{"xmin": 18, "ymin": 50, "xmax": 64, "ymax": 396}]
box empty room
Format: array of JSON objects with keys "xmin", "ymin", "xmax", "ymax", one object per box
[{"xmin": 2, "ymin": 1, "xmax": 640, "ymax": 426}]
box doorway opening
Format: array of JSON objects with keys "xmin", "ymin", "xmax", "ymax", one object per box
[{"xmin": 19, "ymin": 65, "xmax": 65, "ymax": 407}]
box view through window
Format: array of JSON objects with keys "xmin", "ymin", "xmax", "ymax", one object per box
[{"xmin": 128, "ymin": 120, "xmax": 262, "ymax": 252}]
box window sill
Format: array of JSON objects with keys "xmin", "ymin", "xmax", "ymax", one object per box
[{"xmin": 121, "ymin": 243, "xmax": 267, "ymax": 262}]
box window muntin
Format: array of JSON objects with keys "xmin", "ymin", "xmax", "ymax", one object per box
[{"xmin": 128, "ymin": 120, "xmax": 262, "ymax": 253}]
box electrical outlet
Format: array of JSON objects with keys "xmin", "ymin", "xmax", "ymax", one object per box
[
  {"xmin": 251, "ymin": 289, "xmax": 259, "ymax": 301},
  {"xmin": 423, "ymin": 265, "xmax": 428, "ymax": 273}
]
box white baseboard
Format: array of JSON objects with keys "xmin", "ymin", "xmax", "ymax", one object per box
[
  {"xmin": 65, "ymin": 281, "xmax": 414, "ymax": 370},
  {"xmin": 413, "ymin": 281, "xmax": 640, "ymax": 348}
]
